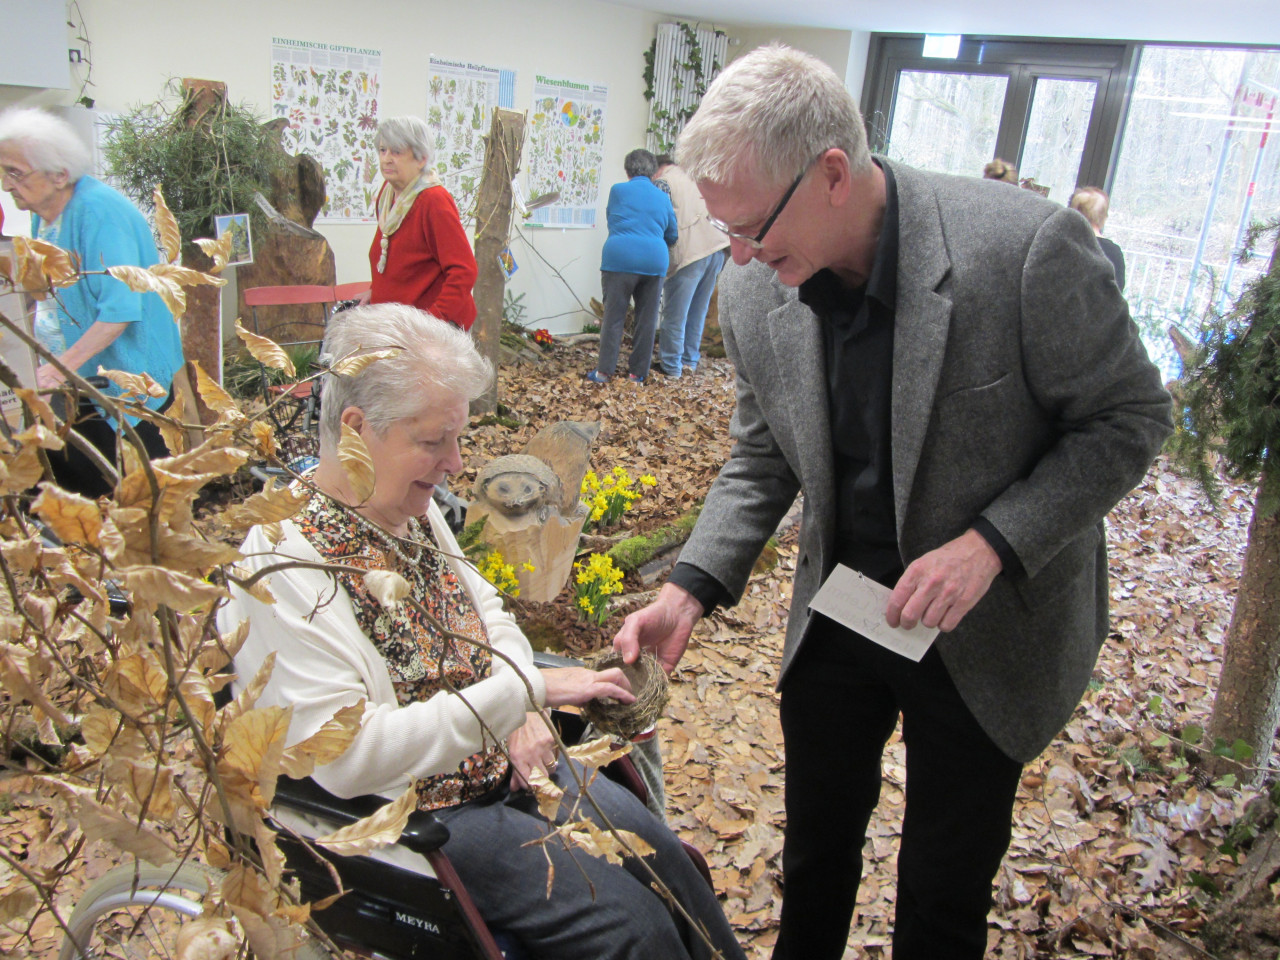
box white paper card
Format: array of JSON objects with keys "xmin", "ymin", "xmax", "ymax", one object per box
[{"xmin": 808, "ymin": 564, "xmax": 940, "ymax": 662}]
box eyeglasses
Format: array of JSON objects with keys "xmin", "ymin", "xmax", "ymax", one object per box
[
  {"xmin": 707, "ymin": 157, "xmax": 817, "ymax": 249},
  {"xmin": 0, "ymin": 165, "xmax": 37, "ymax": 186}
]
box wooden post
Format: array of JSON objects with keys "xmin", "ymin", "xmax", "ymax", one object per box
[
  {"xmin": 178, "ymin": 79, "xmax": 228, "ymax": 420},
  {"xmin": 471, "ymin": 108, "xmax": 526, "ymax": 414}
]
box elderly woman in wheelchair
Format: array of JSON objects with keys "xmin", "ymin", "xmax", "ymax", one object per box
[{"xmin": 217, "ymin": 303, "xmax": 746, "ymax": 960}]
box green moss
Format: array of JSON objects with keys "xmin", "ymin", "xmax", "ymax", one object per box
[
  {"xmin": 456, "ymin": 515, "xmax": 489, "ymax": 556},
  {"xmin": 606, "ymin": 506, "xmax": 702, "ymax": 572}
]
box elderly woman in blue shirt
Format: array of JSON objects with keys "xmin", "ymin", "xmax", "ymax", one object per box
[
  {"xmin": 0, "ymin": 107, "xmax": 185, "ymax": 496},
  {"xmin": 586, "ymin": 149, "xmax": 676, "ymax": 385}
]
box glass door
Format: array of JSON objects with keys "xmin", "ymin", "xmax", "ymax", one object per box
[
  {"xmin": 885, "ymin": 70, "xmax": 1010, "ymax": 177},
  {"xmin": 862, "ymin": 36, "xmax": 1134, "ymax": 203}
]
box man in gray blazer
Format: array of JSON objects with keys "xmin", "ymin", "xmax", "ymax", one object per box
[{"xmin": 615, "ymin": 45, "xmax": 1172, "ymax": 960}]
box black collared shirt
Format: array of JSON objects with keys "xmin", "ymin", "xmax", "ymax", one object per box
[{"xmin": 797, "ymin": 160, "xmax": 901, "ymax": 588}]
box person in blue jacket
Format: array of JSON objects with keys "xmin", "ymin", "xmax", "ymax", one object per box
[
  {"xmin": 586, "ymin": 149, "xmax": 677, "ymax": 384},
  {"xmin": 0, "ymin": 107, "xmax": 186, "ymax": 496}
]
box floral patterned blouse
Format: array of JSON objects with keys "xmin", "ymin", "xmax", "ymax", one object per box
[{"xmin": 295, "ymin": 494, "xmax": 510, "ymax": 810}]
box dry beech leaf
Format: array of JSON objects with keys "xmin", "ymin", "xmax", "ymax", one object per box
[
  {"xmin": 80, "ymin": 704, "xmax": 147, "ymax": 760},
  {"xmin": 97, "ymin": 365, "xmax": 167, "ymax": 399},
  {"xmin": 10, "ymin": 237, "xmax": 49, "ymax": 295},
  {"xmin": 280, "ymin": 699, "xmax": 365, "ymax": 778},
  {"xmin": 119, "ymin": 565, "xmax": 228, "ymax": 613},
  {"xmin": 0, "ymin": 884, "xmax": 38, "ymax": 925},
  {"xmin": 330, "ymin": 347, "xmax": 402, "ymax": 377},
  {"xmin": 527, "ymin": 765, "xmax": 564, "ymax": 822},
  {"xmin": 221, "ymin": 705, "xmax": 291, "ymax": 806},
  {"xmin": 74, "ymin": 794, "xmax": 177, "ymax": 864},
  {"xmin": 0, "ymin": 444, "xmax": 45, "ymax": 495},
  {"xmin": 230, "ymin": 905, "xmax": 310, "ymax": 960},
  {"xmin": 566, "ymin": 735, "xmax": 631, "ymax": 772},
  {"xmin": 152, "ymin": 187, "xmax": 182, "ymax": 264},
  {"xmin": 314, "ymin": 783, "xmax": 417, "ymax": 857},
  {"xmin": 14, "ymin": 422, "xmax": 65, "ymax": 451},
  {"xmin": 31, "ymin": 483, "xmax": 103, "ymax": 547},
  {"xmin": 13, "ymin": 236, "xmax": 79, "ymax": 291},
  {"xmin": 235, "ymin": 320, "xmax": 296, "ymax": 378},
  {"xmin": 151, "ymin": 262, "xmax": 227, "ymax": 288},
  {"xmin": 255, "ymin": 821, "xmax": 287, "ymax": 889},
  {"xmin": 338, "ymin": 422, "xmax": 376, "ymax": 504},
  {"xmin": 175, "ymin": 917, "xmax": 238, "ymax": 960},
  {"xmin": 107, "ymin": 264, "xmax": 187, "ymax": 319},
  {"xmin": 250, "ymin": 420, "xmax": 277, "ymax": 459},
  {"xmin": 364, "ymin": 569, "xmax": 410, "ymax": 610},
  {"xmin": 224, "ymin": 650, "xmax": 277, "ymax": 723},
  {"xmin": 194, "ymin": 231, "xmax": 234, "ymax": 273},
  {"xmin": 0, "ymin": 642, "xmax": 71, "ymax": 725},
  {"xmin": 107, "ymin": 757, "xmax": 177, "ymax": 822},
  {"xmin": 566, "ymin": 819, "xmax": 655, "ymax": 866},
  {"xmin": 14, "ymin": 387, "xmax": 57, "ymax": 429},
  {"xmin": 200, "ymin": 618, "xmax": 250, "ymax": 676},
  {"xmin": 205, "ymin": 838, "xmax": 232, "ymax": 870},
  {"xmin": 102, "ymin": 650, "xmax": 169, "ymax": 715},
  {"xmin": 224, "ymin": 478, "xmax": 309, "ymax": 529},
  {"xmin": 190, "ymin": 359, "xmax": 239, "ymax": 415}
]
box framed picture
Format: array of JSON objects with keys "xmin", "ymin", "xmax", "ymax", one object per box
[{"xmin": 213, "ymin": 213, "xmax": 253, "ymax": 266}]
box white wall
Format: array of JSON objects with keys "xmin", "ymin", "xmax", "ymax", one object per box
[
  {"xmin": 1, "ymin": 2, "xmax": 869, "ymax": 335},
  {"xmin": 727, "ymin": 22, "xmax": 856, "ymax": 80},
  {"xmin": 3, "ymin": 0, "xmax": 667, "ymax": 334}
]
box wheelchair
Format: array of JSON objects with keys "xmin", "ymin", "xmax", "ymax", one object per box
[{"xmin": 60, "ymin": 692, "xmax": 707, "ymax": 959}]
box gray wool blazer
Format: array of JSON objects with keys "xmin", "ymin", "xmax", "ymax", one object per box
[{"xmin": 679, "ymin": 159, "xmax": 1172, "ymax": 762}]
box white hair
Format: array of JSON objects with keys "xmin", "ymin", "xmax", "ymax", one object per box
[
  {"xmin": 0, "ymin": 107, "xmax": 92, "ymax": 183},
  {"xmin": 676, "ymin": 44, "xmax": 872, "ymax": 188},
  {"xmin": 318, "ymin": 303, "xmax": 492, "ymax": 453},
  {"xmin": 376, "ymin": 116, "xmax": 435, "ymax": 166}
]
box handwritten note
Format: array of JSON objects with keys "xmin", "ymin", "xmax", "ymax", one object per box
[{"xmin": 808, "ymin": 564, "xmax": 939, "ymax": 662}]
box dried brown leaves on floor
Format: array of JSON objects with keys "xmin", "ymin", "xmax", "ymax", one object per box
[{"xmin": 460, "ymin": 341, "xmax": 1267, "ymax": 958}]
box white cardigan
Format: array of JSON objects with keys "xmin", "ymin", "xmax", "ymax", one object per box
[{"xmin": 218, "ymin": 499, "xmax": 546, "ymax": 801}]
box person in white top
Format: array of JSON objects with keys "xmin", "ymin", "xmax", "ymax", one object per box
[{"xmin": 219, "ymin": 302, "xmax": 746, "ymax": 960}]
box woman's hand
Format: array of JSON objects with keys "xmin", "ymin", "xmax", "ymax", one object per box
[
  {"xmin": 539, "ymin": 667, "xmax": 635, "ymax": 708},
  {"xmin": 508, "ymin": 711, "xmax": 558, "ymax": 791},
  {"xmin": 356, "ymin": 287, "xmax": 373, "ymax": 306}
]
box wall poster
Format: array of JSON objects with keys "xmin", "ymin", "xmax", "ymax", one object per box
[
  {"xmin": 526, "ymin": 74, "xmax": 608, "ymax": 228},
  {"xmin": 426, "ymin": 57, "xmax": 517, "ymax": 225},
  {"xmin": 271, "ymin": 37, "xmax": 382, "ymax": 222}
]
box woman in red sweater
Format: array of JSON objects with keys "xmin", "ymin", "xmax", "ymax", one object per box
[{"xmin": 367, "ymin": 117, "xmax": 478, "ymax": 330}]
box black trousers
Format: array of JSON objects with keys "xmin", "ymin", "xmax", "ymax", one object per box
[
  {"xmin": 46, "ymin": 402, "xmax": 169, "ymax": 499},
  {"xmin": 772, "ymin": 617, "xmax": 1023, "ymax": 960}
]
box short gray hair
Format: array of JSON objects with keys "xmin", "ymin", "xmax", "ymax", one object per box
[
  {"xmin": 676, "ymin": 44, "xmax": 871, "ymax": 188},
  {"xmin": 376, "ymin": 116, "xmax": 435, "ymax": 165},
  {"xmin": 624, "ymin": 148, "xmax": 657, "ymax": 178},
  {"xmin": 0, "ymin": 107, "xmax": 92, "ymax": 184},
  {"xmin": 318, "ymin": 303, "xmax": 492, "ymax": 453}
]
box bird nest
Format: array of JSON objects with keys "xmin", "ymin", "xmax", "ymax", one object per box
[{"xmin": 582, "ymin": 650, "xmax": 669, "ymax": 741}]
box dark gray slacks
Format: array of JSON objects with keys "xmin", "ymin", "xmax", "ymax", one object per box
[
  {"xmin": 434, "ymin": 759, "xmax": 746, "ymax": 960},
  {"xmin": 596, "ymin": 270, "xmax": 663, "ymax": 380}
]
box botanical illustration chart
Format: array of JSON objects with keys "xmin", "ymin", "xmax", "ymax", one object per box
[
  {"xmin": 271, "ymin": 37, "xmax": 382, "ymax": 222},
  {"xmin": 426, "ymin": 57, "xmax": 516, "ymax": 225},
  {"xmin": 526, "ymin": 75, "xmax": 608, "ymax": 228}
]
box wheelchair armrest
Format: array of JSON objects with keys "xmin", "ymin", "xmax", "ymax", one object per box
[
  {"xmin": 532, "ymin": 650, "xmax": 582, "ymax": 669},
  {"xmin": 272, "ymin": 776, "xmax": 450, "ymax": 856}
]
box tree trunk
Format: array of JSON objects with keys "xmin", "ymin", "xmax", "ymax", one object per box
[
  {"xmin": 470, "ymin": 108, "xmax": 526, "ymax": 415},
  {"xmin": 1207, "ymin": 460, "xmax": 1280, "ymax": 781}
]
